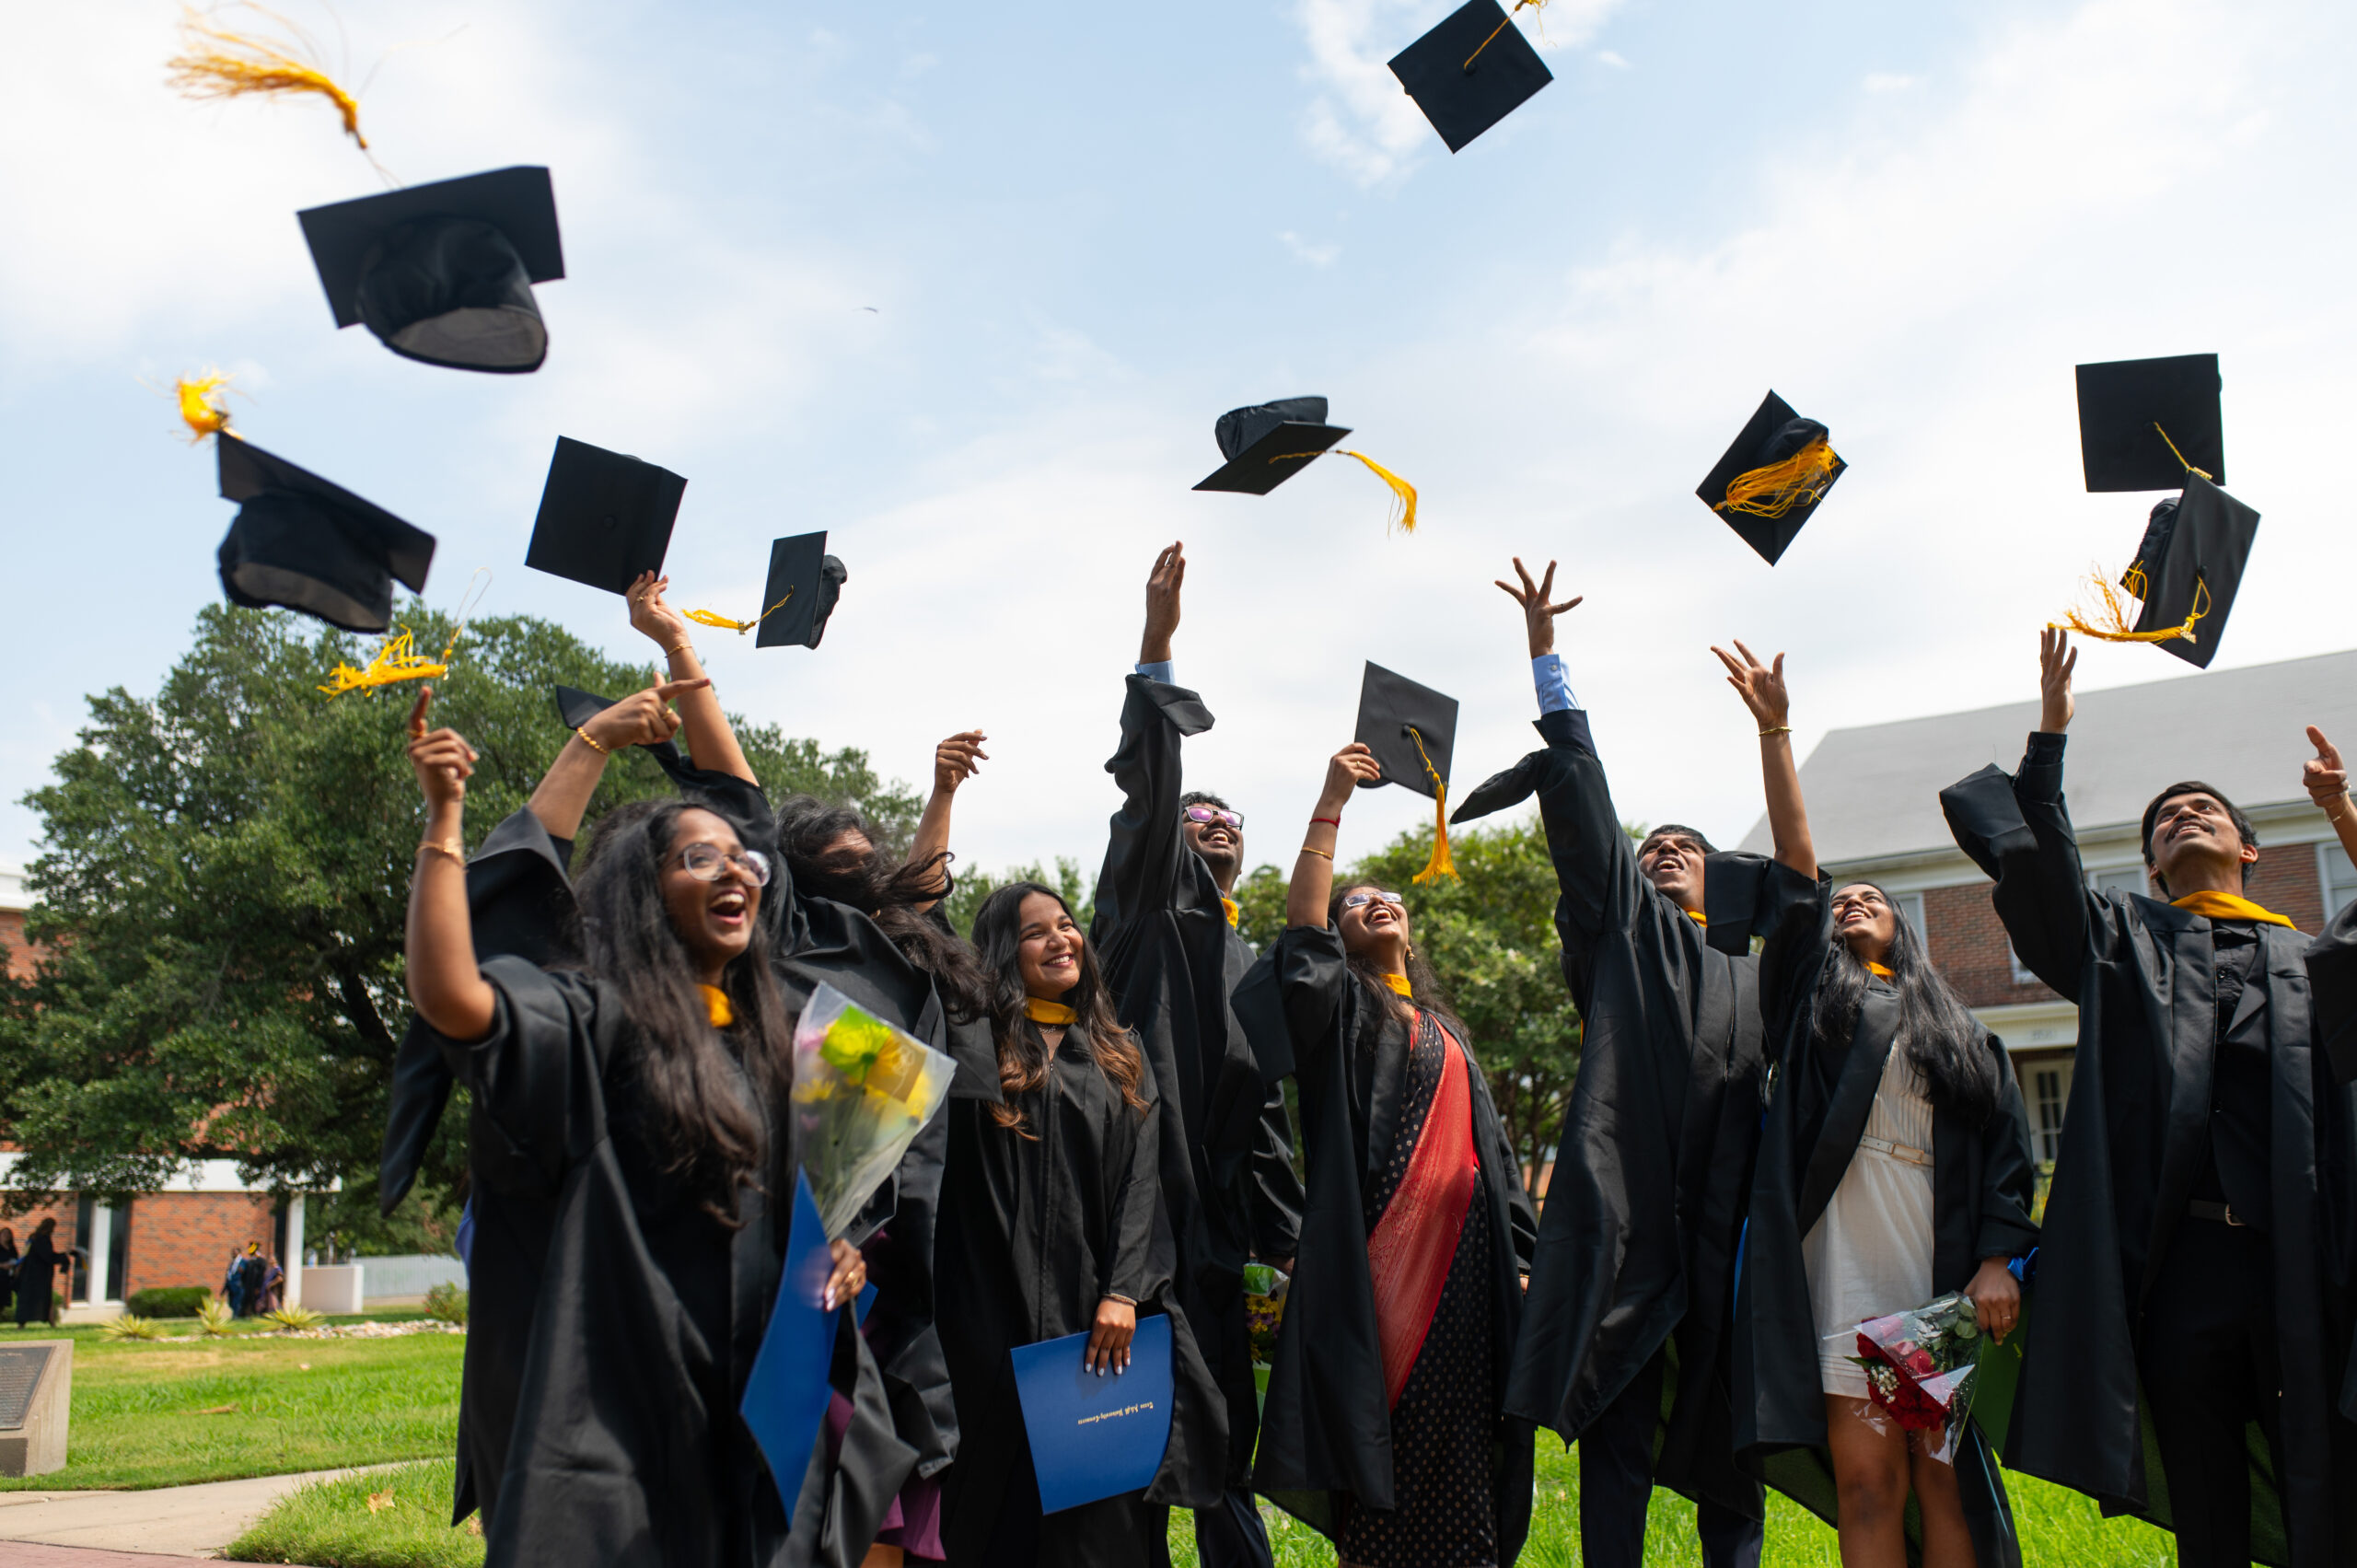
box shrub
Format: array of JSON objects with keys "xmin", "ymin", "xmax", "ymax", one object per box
[
  {"xmin": 422, "ymin": 1282, "xmax": 468, "ymax": 1326},
  {"xmin": 99, "ymin": 1314, "xmax": 165, "ymax": 1341},
  {"xmin": 197, "ymin": 1296, "xmax": 235, "ymax": 1336},
  {"xmin": 125, "ymin": 1285, "xmax": 211, "ymax": 1318},
  {"xmin": 262, "ymin": 1305, "xmax": 326, "ymax": 1332}
]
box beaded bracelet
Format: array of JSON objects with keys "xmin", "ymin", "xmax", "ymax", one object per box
[{"xmin": 575, "ymin": 726, "xmax": 610, "ymax": 755}]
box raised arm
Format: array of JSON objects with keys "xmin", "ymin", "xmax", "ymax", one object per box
[
  {"xmin": 906, "ymin": 730, "xmax": 988, "ymax": 912},
  {"xmin": 526, "ymin": 679, "xmax": 711, "ymax": 842},
  {"xmin": 1713, "ymin": 640, "xmax": 1814, "ymax": 879},
  {"xmin": 2305, "ymin": 726, "xmax": 2357, "ymax": 870},
  {"xmin": 628, "ymin": 570, "xmax": 756, "ymax": 784},
  {"xmin": 403, "ymin": 690, "xmax": 495, "ymax": 1042},
  {"xmin": 1287, "ymin": 744, "xmax": 1381, "ymax": 928},
  {"xmin": 1093, "ymin": 544, "xmax": 1214, "ymax": 939}
]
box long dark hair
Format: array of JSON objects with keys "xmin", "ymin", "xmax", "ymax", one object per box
[
  {"xmin": 1328, "ymin": 882, "xmax": 1464, "ymax": 1039},
  {"xmin": 773, "ymin": 796, "xmax": 993, "ymax": 1021},
  {"xmin": 969, "ymin": 881, "xmax": 1150, "ymax": 1134},
  {"xmin": 574, "ymin": 797, "xmax": 798, "ymax": 1223},
  {"xmin": 1811, "ymin": 882, "xmax": 2000, "ymax": 1125}
]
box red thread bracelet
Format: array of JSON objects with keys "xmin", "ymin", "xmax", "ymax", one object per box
[{"xmin": 1310, "ymin": 816, "xmax": 1341, "ymax": 828}]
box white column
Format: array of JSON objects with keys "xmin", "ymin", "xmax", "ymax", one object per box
[
  {"xmin": 84, "ymin": 1202, "xmax": 114, "ymax": 1305},
  {"xmin": 284, "ymin": 1195, "xmax": 306, "ymax": 1308}
]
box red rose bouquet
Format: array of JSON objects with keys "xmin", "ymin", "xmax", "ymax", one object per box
[{"xmin": 1850, "ymin": 1292, "xmax": 1983, "ymax": 1463}]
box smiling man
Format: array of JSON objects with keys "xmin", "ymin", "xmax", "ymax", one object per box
[
  {"xmin": 1940, "ymin": 628, "xmax": 2357, "ymax": 1568},
  {"xmin": 1088, "ymin": 542, "xmax": 1306, "ymax": 1568}
]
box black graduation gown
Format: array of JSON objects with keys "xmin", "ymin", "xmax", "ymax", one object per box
[
  {"xmin": 0, "ymin": 1240, "xmax": 17, "ymax": 1315},
  {"xmin": 13, "ymin": 1236, "xmax": 59, "ymax": 1325},
  {"xmin": 1943, "ymin": 736, "xmax": 2357, "ymax": 1565},
  {"xmin": 1249, "ymin": 923, "xmax": 1538, "ymax": 1561},
  {"xmin": 1731, "ymin": 881, "xmax": 2038, "ymax": 1566},
  {"xmin": 934, "ymin": 1028, "xmax": 1224, "ymax": 1564},
  {"xmin": 1089, "ymin": 672, "xmax": 1306, "ymax": 1490},
  {"xmin": 1476, "ymin": 706, "xmax": 1814, "ymax": 1518},
  {"xmin": 430, "ymin": 958, "xmax": 917, "ymax": 1568}
]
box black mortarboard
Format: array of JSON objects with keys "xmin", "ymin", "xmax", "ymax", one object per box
[
  {"xmin": 1353, "ymin": 662, "xmax": 1457, "ymax": 801},
  {"xmin": 2120, "ymin": 475, "xmax": 2259, "ymax": 669},
  {"xmin": 1194, "ymin": 397, "xmax": 1351, "ymax": 494},
  {"xmin": 754, "ymin": 533, "xmax": 850, "ymax": 650},
  {"xmin": 1389, "ymin": 0, "xmax": 1553, "ymax": 154},
  {"xmin": 2074, "ymin": 354, "xmax": 2223, "ymax": 493},
  {"xmin": 298, "ymin": 167, "xmax": 564, "ymax": 374},
  {"xmin": 215, "ymin": 436, "xmax": 435, "ymax": 633},
  {"xmin": 1696, "ymin": 390, "xmax": 1845, "ymax": 565},
  {"xmin": 524, "ymin": 437, "xmax": 687, "ymax": 595}
]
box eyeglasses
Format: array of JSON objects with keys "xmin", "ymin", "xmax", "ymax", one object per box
[
  {"xmin": 1341, "ymin": 890, "xmax": 1404, "ymax": 911},
  {"xmin": 1184, "ymin": 806, "xmax": 1244, "ymax": 830},
  {"xmin": 673, "ymin": 842, "xmax": 772, "ymax": 887}
]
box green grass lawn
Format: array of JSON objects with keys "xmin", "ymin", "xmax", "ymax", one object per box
[
  {"xmin": 225, "ymin": 1460, "xmax": 482, "ymax": 1568},
  {"xmin": 0, "ymin": 1318, "xmax": 461, "ymax": 1492}
]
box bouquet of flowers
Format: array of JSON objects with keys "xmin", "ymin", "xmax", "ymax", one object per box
[
  {"xmin": 1845, "ymin": 1292, "xmax": 1983, "ymax": 1463},
  {"xmin": 1241, "ymin": 1263, "xmax": 1289, "ymax": 1368},
  {"xmin": 792, "ymin": 982, "xmax": 957, "ymax": 1238}
]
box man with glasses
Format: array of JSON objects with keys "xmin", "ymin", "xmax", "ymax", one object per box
[
  {"xmin": 1469, "ymin": 560, "xmax": 1805, "ymax": 1568},
  {"xmin": 1091, "ymin": 542, "xmax": 1305, "ymax": 1568}
]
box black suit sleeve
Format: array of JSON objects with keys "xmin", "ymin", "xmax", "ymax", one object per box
[
  {"xmin": 1527, "ymin": 707, "xmax": 1647, "ymax": 1013},
  {"xmin": 1091, "ymin": 674, "xmax": 1216, "ymax": 943},
  {"xmin": 1940, "ymin": 734, "xmax": 2100, "ymax": 996}
]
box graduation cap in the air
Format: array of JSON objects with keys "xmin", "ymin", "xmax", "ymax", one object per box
[
  {"xmin": 2055, "ymin": 475, "xmax": 2259, "ymax": 669},
  {"xmin": 2073, "ymin": 353, "xmax": 2223, "ymax": 493},
  {"xmin": 1389, "ymin": 0, "xmax": 1554, "ymax": 154},
  {"xmin": 215, "ymin": 436, "xmax": 435, "ymax": 633},
  {"xmin": 525, "ymin": 437, "xmax": 688, "ymax": 595},
  {"xmin": 679, "ymin": 532, "xmax": 850, "ymax": 648},
  {"xmin": 1194, "ymin": 398, "xmax": 1419, "ymax": 531},
  {"xmin": 1696, "ymin": 390, "xmax": 1846, "ymax": 565},
  {"xmin": 298, "ymin": 168, "xmax": 564, "ymax": 374},
  {"xmin": 1354, "ymin": 662, "xmax": 1460, "ymax": 883}
]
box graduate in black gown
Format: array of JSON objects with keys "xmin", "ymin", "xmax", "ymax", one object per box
[
  {"xmin": 1718, "ymin": 639, "xmax": 2037, "ymax": 1568},
  {"xmin": 13, "ymin": 1219, "xmax": 62, "ymax": 1329},
  {"xmin": 403, "ymin": 696, "xmax": 885, "ymax": 1567},
  {"xmin": 933, "ymin": 881, "xmax": 1224, "ymax": 1566},
  {"xmin": 1470, "ymin": 562, "xmax": 1800, "ymax": 1568},
  {"xmin": 1252, "ymin": 741, "xmax": 1538, "ymax": 1568},
  {"xmin": 1090, "ymin": 543, "xmax": 1305, "ymax": 1568},
  {"xmin": 0, "ymin": 1228, "xmax": 17, "ymax": 1321},
  {"xmin": 1942, "ymin": 630, "xmax": 2357, "ymax": 1568}
]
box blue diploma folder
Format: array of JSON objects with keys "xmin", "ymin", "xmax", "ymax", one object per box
[
  {"xmin": 1008, "ymin": 1313, "xmax": 1173, "ymax": 1515},
  {"xmin": 740, "ymin": 1172, "xmax": 837, "ymax": 1525}
]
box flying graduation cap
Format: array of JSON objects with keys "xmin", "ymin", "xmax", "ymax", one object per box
[
  {"xmin": 1194, "ymin": 397, "xmax": 1419, "ymax": 532},
  {"xmin": 298, "ymin": 168, "xmax": 565, "ymax": 374},
  {"xmin": 215, "ymin": 433, "xmax": 436, "ymax": 634},
  {"xmin": 2073, "ymin": 354, "xmax": 2223, "ymax": 493},
  {"xmin": 682, "ymin": 532, "xmax": 851, "ymax": 649},
  {"xmin": 1696, "ymin": 390, "xmax": 1846, "ymax": 565},
  {"xmin": 1354, "ymin": 662, "xmax": 1460, "ymax": 884},
  {"xmin": 1390, "ymin": 0, "xmax": 1553, "ymax": 153},
  {"xmin": 525, "ymin": 437, "xmax": 688, "ymax": 595}
]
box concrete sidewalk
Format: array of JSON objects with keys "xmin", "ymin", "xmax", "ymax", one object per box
[{"xmin": 0, "ymin": 1467, "xmax": 374, "ymax": 1559}]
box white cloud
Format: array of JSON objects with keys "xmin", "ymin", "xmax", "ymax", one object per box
[
  {"xmin": 1863, "ymin": 70, "xmax": 1919, "ymax": 92},
  {"xmin": 1596, "ymin": 49, "xmax": 1631, "ymax": 69},
  {"xmin": 1280, "ymin": 230, "xmax": 1341, "ymax": 267}
]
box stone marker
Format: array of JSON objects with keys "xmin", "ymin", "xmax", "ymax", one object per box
[{"xmin": 0, "ymin": 1341, "xmax": 72, "ymax": 1477}]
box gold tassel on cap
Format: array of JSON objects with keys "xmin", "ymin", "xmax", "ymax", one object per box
[
  {"xmin": 684, "ymin": 590, "xmax": 793, "ymax": 635},
  {"xmin": 1464, "ymin": 0, "xmax": 1546, "ymax": 69},
  {"xmin": 175, "ymin": 372, "xmax": 235, "ymax": 442},
  {"xmin": 1715, "ymin": 435, "xmax": 1840, "ymax": 518},
  {"xmin": 2052, "ymin": 562, "xmax": 2207, "ymax": 646},
  {"xmin": 168, "ymin": 4, "xmax": 368, "ymax": 151},
  {"xmin": 319, "ymin": 569, "xmax": 492, "ymax": 696},
  {"xmin": 1406, "ymin": 726, "xmax": 1458, "ymax": 885},
  {"xmin": 1271, "ymin": 448, "xmax": 1421, "ymax": 534}
]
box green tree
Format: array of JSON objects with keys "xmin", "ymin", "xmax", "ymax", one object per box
[
  {"xmin": 935, "ymin": 857, "xmax": 1096, "ymax": 939},
  {"xmin": 0, "ymin": 603, "xmax": 918, "ymax": 1214}
]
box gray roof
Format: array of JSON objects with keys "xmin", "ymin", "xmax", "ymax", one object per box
[{"xmin": 1740, "ymin": 649, "xmax": 2357, "ymax": 866}]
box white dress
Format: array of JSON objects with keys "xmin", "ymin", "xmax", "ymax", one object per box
[{"xmin": 1802, "ymin": 1023, "xmax": 1936, "ymax": 1399}]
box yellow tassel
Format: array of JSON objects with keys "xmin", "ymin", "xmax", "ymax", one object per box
[
  {"xmin": 1269, "ymin": 448, "xmax": 1421, "ymax": 534},
  {"xmin": 2152, "ymin": 423, "xmax": 2212, "ymax": 482},
  {"xmin": 2050, "ymin": 562, "xmax": 2207, "ymax": 646},
  {"xmin": 683, "ymin": 589, "xmax": 794, "ymax": 635},
  {"xmin": 318, "ymin": 628, "xmax": 447, "ymax": 695},
  {"xmin": 1464, "ymin": 0, "xmax": 1546, "ymax": 67},
  {"xmin": 1715, "ymin": 435, "xmax": 1840, "ymax": 519},
  {"xmin": 175, "ymin": 372, "xmax": 235, "ymax": 442},
  {"xmin": 1405, "ymin": 726, "xmax": 1459, "ymax": 885},
  {"xmin": 168, "ymin": 5, "xmax": 367, "ymax": 150}
]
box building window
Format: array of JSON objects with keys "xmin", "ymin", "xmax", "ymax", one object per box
[
  {"xmin": 2029, "ymin": 1063, "xmax": 2073, "ymax": 1163},
  {"xmin": 2320, "ymin": 843, "xmax": 2357, "ymax": 923},
  {"xmin": 2008, "ymin": 945, "xmax": 2038, "ymax": 987},
  {"xmin": 2090, "ymin": 866, "xmax": 2149, "ymax": 900},
  {"xmin": 1893, "ymin": 889, "xmax": 1926, "ymax": 943}
]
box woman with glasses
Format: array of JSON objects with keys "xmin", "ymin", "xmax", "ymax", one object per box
[
  {"xmin": 1715, "ymin": 643, "xmax": 2038, "ymax": 1568},
  {"xmin": 1249, "ymin": 743, "xmax": 1538, "ymax": 1568},
  {"xmin": 931, "ymin": 879, "xmax": 1222, "ymax": 1565},
  {"xmin": 403, "ymin": 685, "xmax": 880, "ymax": 1567}
]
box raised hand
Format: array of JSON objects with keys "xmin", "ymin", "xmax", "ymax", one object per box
[
  {"xmin": 407, "ymin": 686, "xmax": 434, "ymax": 741},
  {"xmin": 2306, "ymin": 726, "xmax": 2352, "ymax": 817},
  {"xmin": 1141, "ymin": 541, "xmax": 1185, "ymax": 665},
  {"xmin": 1493, "ymin": 556, "xmax": 1584, "ymax": 659},
  {"xmin": 1319, "ymin": 742, "xmax": 1383, "ymax": 810},
  {"xmin": 2039, "ymin": 627, "xmax": 2077, "ymax": 734},
  {"xmin": 583, "ymin": 678, "xmax": 710, "ymax": 752},
  {"xmin": 1711, "ymin": 640, "xmax": 1791, "ymax": 731},
  {"xmin": 933, "ymin": 730, "xmax": 989, "ymax": 796},
  {"xmin": 407, "ymin": 724, "xmax": 478, "ymax": 810},
  {"xmin": 625, "ymin": 570, "xmax": 693, "ymax": 652}
]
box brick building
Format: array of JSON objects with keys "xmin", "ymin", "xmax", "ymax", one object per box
[
  {"xmin": 0, "ymin": 863, "xmax": 309, "ymax": 1318},
  {"xmin": 1739, "ymin": 649, "xmax": 2357, "ymax": 1156}
]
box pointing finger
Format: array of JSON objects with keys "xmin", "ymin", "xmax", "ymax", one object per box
[
  {"xmin": 653, "ymin": 679, "xmax": 713, "ymax": 703},
  {"xmin": 408, "ymin": 686, "xmax": 434, "ymax": 739}
]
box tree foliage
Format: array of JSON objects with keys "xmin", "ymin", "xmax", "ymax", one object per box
[{"xmin": 0, "ymin": 603, "xmax": 918, "ymax": 1210}]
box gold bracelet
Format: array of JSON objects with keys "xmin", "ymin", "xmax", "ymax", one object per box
[
  {"xmin": 668, "ymin": 642, "xmax": 694, "ymax": 660},
  {"xmin": 416, "ymin": 840, "xmax": 465, "ymax": 865},
  {"xmin": 1759, "ymin": 724, "xmax": 1793, "ymax": 738},
  {"xmin": 1298, "ymin": 844, "xmax": 1333, "ymax": 860},
  {"xmin": 575, "ymin": 726, "xmax": 610, "ymax": 755}
]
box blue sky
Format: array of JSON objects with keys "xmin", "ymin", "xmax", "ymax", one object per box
[{"xmin": 5, "ymin": 0, "xmax": 2354, "ymax": 881}]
